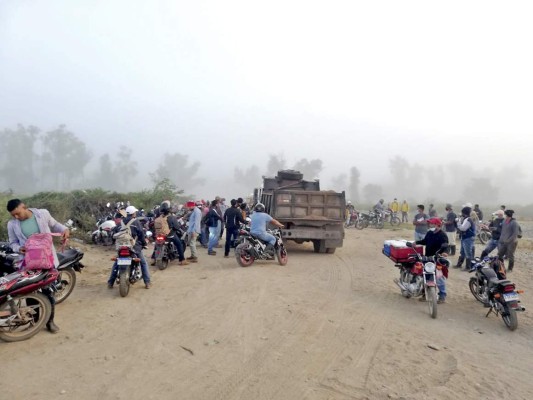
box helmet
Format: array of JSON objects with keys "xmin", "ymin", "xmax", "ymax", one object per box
[
  {"xmin": 159, "ymin": 202, "xmax": 170, "ymax": 214},
  {"xmin": 254, "ymin": 203, "xmax": 265, "ymax": 212},
  {"xmin": 347, "ymin": 201, "xmax": 352, "ymax": 205},
  {"xmin": 125, "ymin": 205, "xmax": 138, "ymax": 215}
]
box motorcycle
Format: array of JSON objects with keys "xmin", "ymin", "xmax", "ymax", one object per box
[
  {"xmin": 386, "ymin": 241, "xmax": 449, "ymax": 319},
  {"xmin": 0, "ymin": 268, "xmax": 59, "ymax": 342},
  {"xmin": 110, "ymin": 245, "xmax": 142, "ymax": 297},
  {"xmin": 356, "ymin": 210, "xmax": 384, "ymax": 230},
  {"xmin": 235, "ymin": 228, "xmax": 287, "ymax": 267},
  {"xmin": 477, "ymin": 222, "xmax": 492, "ymax": 245},
  {"xmin": 153, "ymin": 222, "xmax": 188, "ymax": 270},
  {"xmin": 468, "ymin": 256, "xmax": 525, "ymax": 331},
  {"xmin": 1, "ymin": 242, "xmax": 84, "ymax": 304},
  {"xmin": 344, "ymin": 210, "xmax": 359, "ymax": 228},
  {"xmin": 383, "ymin": 209, "xmax": 401, "ymax": 226},
  {"xmin": 54, "ymin": 247, "xmax": 85, "ymax": 304},
  {"xmin": 91, "ymin": 216, "xmax": 117, "ymax": 246}
]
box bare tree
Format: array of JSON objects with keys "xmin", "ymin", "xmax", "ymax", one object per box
[
  {"xmin": 292, "ymin": 158, "xmax": 323, "ymax": 180},
  {"xmin": 266, "ymin": 153, "xmax": 287, "ymax": 177},
  {"xmin": 150, "ymin": 153, "xmax": 204, "ymax": 191}
]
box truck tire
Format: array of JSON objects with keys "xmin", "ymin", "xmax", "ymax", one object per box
[
  {"xmin": 313, "ymin": 240, "xmax": 327, "ymax": 253},
  {"xmin": 326, "ymin": 248, "xmax": 336, "ymax": 254}
]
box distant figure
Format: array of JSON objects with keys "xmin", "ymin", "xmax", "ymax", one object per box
[
  {"xmin": 444, "ymin": 204, "xmax": 457, "ymax": 255},
  {"xmin": 390, "ymin": 198, "xmax": 399, "ymax": 214},
  {"xmin": 428, "ymin": 204, "xmax": 437, "ymax": 218},
  {"xmin": 413, "ymin": 204, "xmax": 429, "ymax": 241},
  {"xmin": 498, "ymin": 209, "xmax": 520, "ymax": 271},
  {"xmin": 500, "ymin": 205, "xmax": 506, "ymax": 211},
  {"xmin": 374, "ymin": 199, "xmax": 385, "ymax": 213},
  {"xmin": 474, "ymin": 204, "xmax": 484, "ymax": 221},
  {"xmin": 401, "ymin": 200, "xmax": 410, "ymax": 223}
]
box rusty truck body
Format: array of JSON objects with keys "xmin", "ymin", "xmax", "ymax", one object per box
[{"xmin": 257, "ymin": 170, "xmax": 345, "ymax": 253}]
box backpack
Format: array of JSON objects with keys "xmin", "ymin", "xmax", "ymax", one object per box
[
  {"xmin": 22, "ymin": 232, "xmax": 61, "ymax": 270},
  {"xmin": 113, "ymin": 218, "xmax": 136, "ymax": 247},
  {"xmin": 154, "ymin": 215, "xmax": 171, "ymax": 235}
]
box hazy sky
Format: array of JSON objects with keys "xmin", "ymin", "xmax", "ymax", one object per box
[{"xmin": 1, "ymin": 0, "xmax": 532, "ymax": 199}]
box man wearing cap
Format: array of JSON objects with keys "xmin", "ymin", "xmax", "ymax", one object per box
[
  {"xmin": 415, "ymin": 217, "xmax": 449, "ymax": 303},
  {"xmin": 497, "ymin": 209, "xmax": 520, "ymax": 271},
  {"xmin": 480, "ymin": 210, "xmax": 504, "ymax": 259},
  {"xmin": 454, "ymin": 206, "xmax": 476, "ymax": 270},
  {"xmin": 108, "ymin": 205, "xmax": 152, "ymax": 289},
  {"xmin": 186, "ymin": 201, "xmax": 202, "ymax": 262},
  {"xmin": 443, "ymin": 204, "xmax": 457, "ymax": 255}
]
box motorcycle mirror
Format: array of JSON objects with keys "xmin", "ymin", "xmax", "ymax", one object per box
[{"xmin": 106, "ymin": 202, "xmax": 111, "ymax": 208}]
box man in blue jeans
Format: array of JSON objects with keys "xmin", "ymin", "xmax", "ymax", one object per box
[
  {"xmin": 454, "ymin": 206, "xmax": 476, "ymax": 271},
  {"xmin": 107, "ymin": 205, "xmax": 151, "ymax": 289},
  {"xmin": 250, "ymin": 203, "xmax": 284, "ymax": 251}
]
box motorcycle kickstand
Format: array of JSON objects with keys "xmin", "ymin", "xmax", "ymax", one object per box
[{"xmin": 485, "ymin": 307, "xmax": 495, "ymax": 318}]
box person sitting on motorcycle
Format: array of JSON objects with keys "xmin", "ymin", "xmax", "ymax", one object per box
[
  {"xmin": 250, "ymin": 203, "xmax": 284, "ymax": 253},
  {"xmin": 155, "ymin": 202, "xmax": 189, "ymax": 265},
  {"xmin": 373, "ymin": 199, "xmax": 384, "ymax": 214},
  {"xmin": 108, "ymin": 205, "xmax": 152, "ymax": 289},
  {"xmin": 414, "ymin": 217, "xmax": 449, "ymax": 304},
  {"xmin": 480, "ymin": 210, "xmax": 504, "ymax": 259}
]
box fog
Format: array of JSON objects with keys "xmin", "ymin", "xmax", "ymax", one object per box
[{"xmin": 1, "ymin": 1, "xmax": 533, "ymax": 207}]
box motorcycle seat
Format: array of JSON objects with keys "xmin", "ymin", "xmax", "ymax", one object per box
[
  {"xmin": 57, "ymin": 248, "xmax": 83, "ymax": 264},
  {"xmin": 488, "ymin": 278, "xmax": 511, "ymax": 287},
  {"xmin": 0, "ymin": 271, "xmax": 47, "ymax": 296}
]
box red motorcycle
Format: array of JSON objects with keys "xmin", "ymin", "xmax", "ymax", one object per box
[{"xmin": 0, "ymin": 269, "xmax": 59, "ymax": 342}]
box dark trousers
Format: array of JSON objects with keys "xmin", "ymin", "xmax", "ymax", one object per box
[
  {"xmin": 224, "ymin": 227, "xmax": 239, "ymax": 256},
  {"xmin": 170, "ymin": 235, "xmax": 185, "ymax": 262}
]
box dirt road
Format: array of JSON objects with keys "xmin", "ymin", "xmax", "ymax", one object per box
[{"xmin": 2, "ymin": 228, "xmax": 533, "ymax": 400}]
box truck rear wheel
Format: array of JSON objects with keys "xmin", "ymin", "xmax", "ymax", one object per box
[
  {"xmin": 313, "ymin": 240, "xmax": 327, "ymax": 253},
  {"xmin": 326, "ymin": 248, "xmax": 336, "ymax": 254}
]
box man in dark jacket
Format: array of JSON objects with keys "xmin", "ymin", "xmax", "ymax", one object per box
[
  {"xmin": 498, "ymin": 209, "xmax": 520, "ymax": 271},
  {"xmin": 108, "ymin": 205, "xmax": 152, "ymax": 289},
  {"xmin": 480, "ymin": 210, "xmax": 504, "ymax": 259},
  {"xmin": 223, "ymin": 199, "xmax": 245, "ymax": 258},
  {"xmin": 161, "ymin": 203, "xmax": 189, "ymax": 265},
  {"xmin": 415, "ymin": 217, "xmax": 449, "ymax": 303}
]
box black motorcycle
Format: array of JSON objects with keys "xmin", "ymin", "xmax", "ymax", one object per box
[
  {"xmin": 111, "ymin": 245, "xmax": 142, "ymax": 297},
  {"xmin": 153, "ymin": 228, "xmax": 187, "ymax": 270},
  {"xmin": 235, "ymin": 228, "xmax": 287, "ymax": 267},
  {"xmin": 469, "ymin": 256, "xmax": 525, "ymax": 331}
]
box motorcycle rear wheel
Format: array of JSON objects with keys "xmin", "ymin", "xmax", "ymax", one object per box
[
  {"xmin": 119, "ymin": 270, "xmax": 130, "ymax": 297},
  {"xmin": 235, "ymin": 243, "xmax": 255, "ymax": 267},
  {"xmin": 276, "ymin": 246, "xmax": 288, "ymax": 266},
  {"xmin": 54, "ymin": 267, "xmax": 77, "ymax": 304},
  {"xmin": 0, "ymin": 292, "xmax": 51, "ymax": 342},
  {"xmin": 426, "ymin": 286, "xmax": 438, "ymax": 319},
  {"xmin": 156, "ymin": 257, "xmax": 168, "ymax": 270},
  {"xmin": 501, "ymin": 305, "xmax": 518, "ymax": 331},
  {"xmin": 469, "ymin": 277, "xmax": 486, "ymax": 303}
]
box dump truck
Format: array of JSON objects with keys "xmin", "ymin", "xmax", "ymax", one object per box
[{"xmin": 256, "ymin": 170, "xmax": 345, "ymax": 253}]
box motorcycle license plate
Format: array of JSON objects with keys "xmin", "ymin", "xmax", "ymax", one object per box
[
  {"xmin": 503, "ymin": 292, "xmax": 519, "ymax": 302},
  {"xmin": 117, "ymin": 258, "xmax": 132, "ymax": 265}
]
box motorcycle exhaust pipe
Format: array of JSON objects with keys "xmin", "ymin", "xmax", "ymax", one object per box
[{"xmin": 393, "ymin": 278, "xmax": 408, "ymax": 292}]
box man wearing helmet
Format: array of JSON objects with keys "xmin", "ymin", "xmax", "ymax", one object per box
[
  {"xmin": 415, "ymin": 217, "xmax": 449, "ymax": 304},
  {"xmin": 373, "ymin": 199, "xmax": 384, "ymax": 213},
  {"xmin": 250, "ymin": 203, "xmax": 284, "ymax": 250}
]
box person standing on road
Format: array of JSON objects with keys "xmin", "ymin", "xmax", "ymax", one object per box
[
  {"xmin": 413, "ymin": 204, "xmax": 429, "ymax": 241},
  {"xmin": 7, "ymin": 198, "xmax": 70, "ymax": 334},
  {"xmin": 186, "ymin": 201, "xmax": 202, "ymax": 263},
  {"xmin": 480, "ymin": 210, "xmax": 504, "ymax": 259},
  {"xmin": 401, "ymin": 200, "xmax": 410, "ymax": 223},
  {"xmin": 223, "ymin": 199, "xmax": 245, "ymax": 258},
  {"xmin": 454, "ymin": 206, "xmax": 476, "ymax": 271},
  {"xmin": 443, "ymin": 204, "xmax": 457, "ymax": 255},
  {"xmin": 206, "ymin": 200, "xmax": 224, "ymax": 255},
  {"xmin": 497, "ymin": 209, "xmax": 520, "ymax": 271}
]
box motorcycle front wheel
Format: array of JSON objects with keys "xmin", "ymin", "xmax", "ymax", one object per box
[
  {"xmin": 0, "ymin": 292, "xmax": 52, "ymax": 342},
  {"xmin": 119, "ymin": 270, "xmax": 130, "ymax": 297},
  {"xmin": 54, "ymin": 267, "xmax": 77, "ymax": 304},
  {"xmin": 390, "ymin": 217, "xmax": 401, "ymax": 226},
  {"xmin": 376, "ymin": 220, "xmax": 384, "ymax": 229},
  {"xmin": 469, "ymin": 277, "xmax": 486, "ymax": 303},
  {"xmin": 276, "ymin": 245, "xmax": 288, "ymax": 266},
  {"xmin": 235, "ymin": 243, "xmax": 255, "ymax": 267},
  {"xmin": 478, "ymin": 231, "xmax": 490, "ymax": 245},
  {"xmin": 426, "ymin": 286, "xmax": 438, "ymax": 319},
  {"xmin": 355, "ymin": 220, "xmax": 366, "ymax": 230},
  {"xmin": 501, "ymin": 305, "xmax": 518, "ymax": 331}
]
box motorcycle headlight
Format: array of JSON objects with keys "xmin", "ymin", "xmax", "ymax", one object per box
[{"xmin": 424, "ymin": 262, "xmax": 436, "ymax": 273}]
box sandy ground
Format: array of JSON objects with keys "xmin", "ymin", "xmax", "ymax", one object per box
[{"xmin": 2, "ymin": 226, "xmax": 533, "ymax": 400}]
